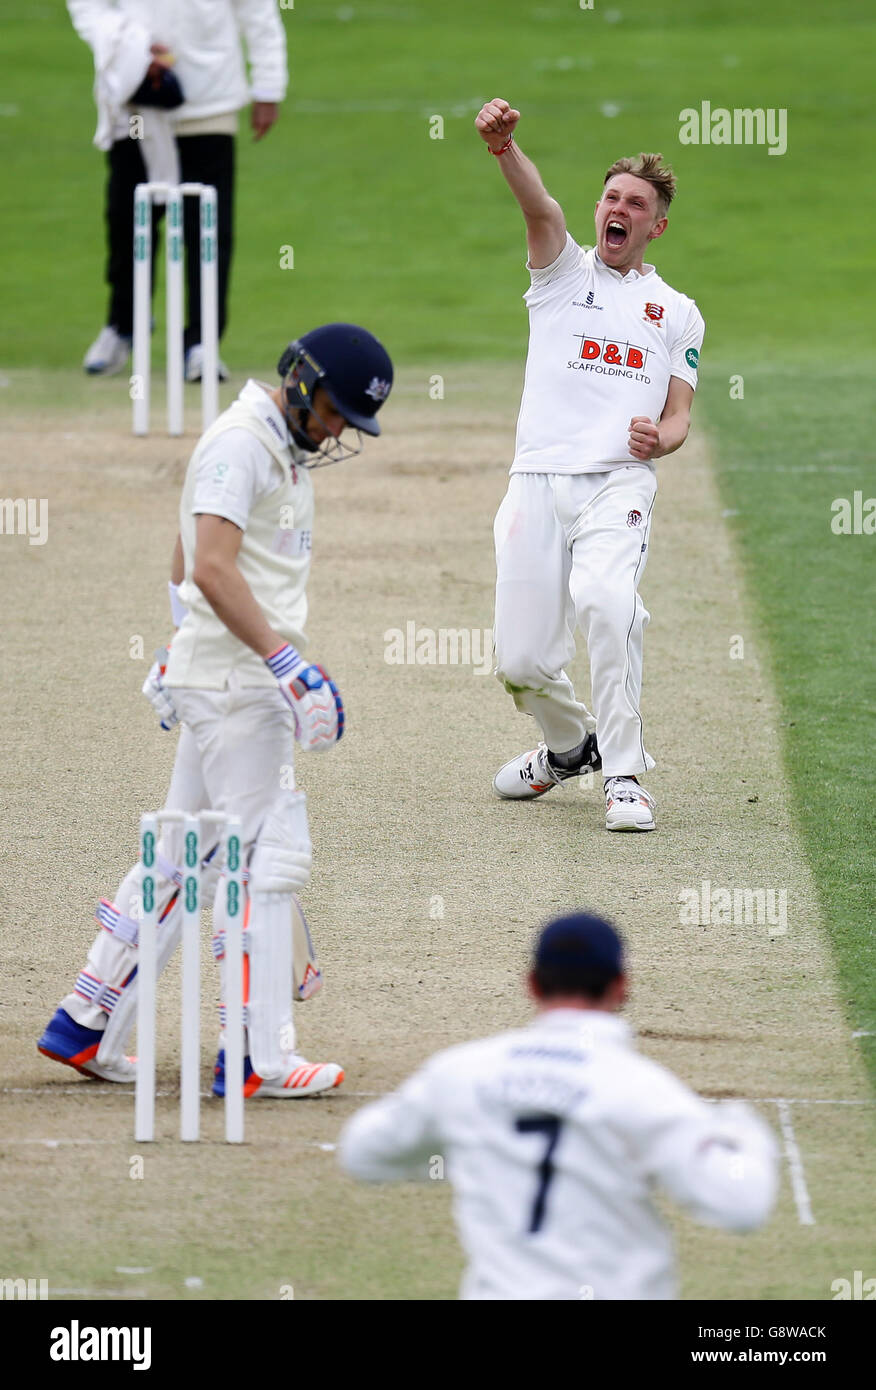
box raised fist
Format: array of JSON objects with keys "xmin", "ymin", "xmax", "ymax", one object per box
[{"xmin": 475, "ymin": 98, "xmax": 521, "ymax": 152}]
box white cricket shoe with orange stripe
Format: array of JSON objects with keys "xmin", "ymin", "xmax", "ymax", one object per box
[
  {"xmin": 252, "ymin": 1057, "xmax": 345, "ymax": 1099},
  {"xmin": 604, "ymin": 777, "xmax": 656, "ymax": 832},
  {"xmin": 493, "ymin": 735, "xmax": 601, "ymax": 800},
  {"xmin": 212, "ymin": 1049, "xmax": 344, "ymax": 1099}
]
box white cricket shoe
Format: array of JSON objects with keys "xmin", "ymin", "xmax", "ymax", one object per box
[
  {"xmin": 604, "ymin": 777, "xmax": 656, "ymax": 832},
  {"xmin": 79, "ymin": 1053, "xmax": 138, "ymax": 1082},
  {"xmin": 252, "ymin": 1059, "xmax": 345, "ymax": 1099},
  {"xmin": 212, "ymin": 1048, "xmax": 344, "ymax": 1099},
  {"xmin": 493, "ymin": 736, "xmax": 600, "ymax": 800},
  {"xmin": 185, "ymin": 344, "xmax": 230, "ymax": 382},
  {"xmin": 83, "ymin": 325, "xmax": 132, "ymax": 375}
]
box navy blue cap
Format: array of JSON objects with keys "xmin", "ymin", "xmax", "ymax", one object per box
[
  {"xmin": 278, "ymin": 323, "xmax": 393, "ymax": 437},
  {"xmin": 534, "ymin": 912, "xmax": 625, "ymax": 976}
]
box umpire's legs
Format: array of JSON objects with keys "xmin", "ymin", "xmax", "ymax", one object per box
[
  {"xmin": 105, "ymin": 138, "xmax": 162, "ymax": 336},
  {"xmin": 178, "ymin": 134, "xmax": 235, "ymax": 348},
  {"xmin": 493, "ymin": 473, "xmax": 594, "ymax": 753}
]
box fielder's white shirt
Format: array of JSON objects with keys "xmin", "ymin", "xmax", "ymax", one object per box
[
  {"xmin": 166, "ymin": 380, "xmax": 314, "ymax": 691},
  {"xmin": 340, "ymin": 1010, "xmax": 778, "ymax": 1301},
  {"xmin": 512, "ymin": 235, "xmax": 705, "ymax": 474}
]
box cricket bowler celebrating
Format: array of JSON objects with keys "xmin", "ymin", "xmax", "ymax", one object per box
[
  {"xmin": 477, "ymin": 99, "xmax": 705, "ymax": 831},
  {"xmin": 38, "ymin": 323, "xmax": 393, "ymax": 1097},
  {"xmin": 340, "ymin": 911, "xmax": 778, "ymax": 1300}
]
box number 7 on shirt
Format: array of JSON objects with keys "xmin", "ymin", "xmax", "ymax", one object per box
[{"xmin": 515, "ymin": 1115, "xmax": 564, "ymax": 1233}]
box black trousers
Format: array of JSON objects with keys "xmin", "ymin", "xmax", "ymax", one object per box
[{"xmin": 105, "ymin": 134, "xmax": 235, "ymax": 347}]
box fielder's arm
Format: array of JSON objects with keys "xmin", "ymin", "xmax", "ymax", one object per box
[
  {"xmin": 192, "ymin": 513, "xmax": 280, "ymax": 658},
  {"xmin": 339, "ymin": 1066, "xmax": 442, "ymax": 1183},
  {"xmin": 650, "ymin": 1100, "xmax": 779, "ymax": 1232},
  {"xmin": 474, "ymin": 98, "xmax": 566, "ymax": 269},
  {"xmin": 628, "ymin": 378, "xmax": 695, "ymax": 461}
]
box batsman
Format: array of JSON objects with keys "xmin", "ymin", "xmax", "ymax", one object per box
[{"xmin": 38, "ymin": 324, "xmax": 393, "ymax": 1097}]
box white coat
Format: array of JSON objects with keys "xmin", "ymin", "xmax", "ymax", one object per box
[{"xmin": 67, "ymin": 0, "xmax": 287, "ymax": 151}]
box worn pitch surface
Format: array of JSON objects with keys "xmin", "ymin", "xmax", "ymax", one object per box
[{"xmin": 1, "ymin": 369, "xmax": 871, "ymax": 1299}]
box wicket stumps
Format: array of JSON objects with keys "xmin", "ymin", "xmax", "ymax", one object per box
[
  {"xmin": 132, "ymin": 181, "xmax": 219, "ymax": 438},
  {"xmin": 135, "ymin": 810, "xmax": 245, "ymax": 1144}
]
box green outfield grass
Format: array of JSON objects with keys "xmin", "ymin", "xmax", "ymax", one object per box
[
  {"xmin": 1, "ymin": 0, "xmax": 872, "ymax": 367},
  {"xmin": 701, "ymin": 362, "xmax": 876, "ymax": 1086}
]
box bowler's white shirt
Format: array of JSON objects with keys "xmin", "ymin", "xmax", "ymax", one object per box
[
  {"xmin": 512, "ymin": 235, "xmax": 705, "ymax": 475},
  {"xmin": 340, "ymin": 1010, "xmax": 777, "ymax": 1301}
]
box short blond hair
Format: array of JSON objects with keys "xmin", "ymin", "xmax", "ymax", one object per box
[{"xmin": 603, "ymin": 153, "xmax": 677, "ymax": 216}]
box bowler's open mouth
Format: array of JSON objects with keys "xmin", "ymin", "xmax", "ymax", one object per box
[{"xmin": 605, "ymin": 220, "xmax": 628, "ymax": 248}]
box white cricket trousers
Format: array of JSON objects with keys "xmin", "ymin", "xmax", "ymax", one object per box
[
  {"xmin": 64, "ymin": 680, "xmax": 299, "ymax": 1032},
  {"xmin": 493, "ymin": 467, "xmax": 658, "ymax": 779}
]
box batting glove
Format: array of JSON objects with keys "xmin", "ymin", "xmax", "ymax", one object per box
[
  {"xmin": 142, "ymin": 644, "xmax": 180, "ymax": 731},
  {"xmin": 266, "ymin": 643, "xmax": 344, "ymax": 752}
]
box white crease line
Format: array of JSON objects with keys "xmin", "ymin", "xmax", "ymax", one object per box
[
  {"xmin": 4, "ymin": 1087, "xmax": 205, "ymax": 1097},
  {"xmin": 5, "ymin": 1087, "xmax": 130, "ymax": 1095},
  {"xmin": 776, "ymin": 1099, "xmax": 816, "ymax": 1226},
  {"xmin": 744, "ymin": 1098, "xmax": 874, "ymax": 1105},
  {"xmin": 50, "ymin": 1289, "xmax": 148, "ymax": 1299},
  {"xmin": 0, "ymin": 1138, "xmax": 114, "ymax": 1146}
]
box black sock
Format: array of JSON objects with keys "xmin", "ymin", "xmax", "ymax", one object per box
[{"xmin": 547, "ymin": 739, "xmax": 589, "ymax": 772}]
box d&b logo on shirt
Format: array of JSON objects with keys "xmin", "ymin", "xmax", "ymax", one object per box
[{"xmin": 577, "ymin": 336, "xmax": 651, "ymax": 370}]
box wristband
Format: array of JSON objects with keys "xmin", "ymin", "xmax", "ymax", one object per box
[
  {"xmin": 489, "ymin": 135, "xmax": 514, "ymax": 156},
  {"xmin": 265, "ymin": 643, "xmax": 303, "ymax": 680}
]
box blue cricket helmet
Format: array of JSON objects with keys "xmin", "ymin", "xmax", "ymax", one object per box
[{"xmin": 278, "ymin": 323, "xmax": 393, "ymax": 437}]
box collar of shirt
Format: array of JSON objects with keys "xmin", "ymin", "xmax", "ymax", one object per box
[
  {"xmin": 530, "ymin": 1008, "xmax": 632, "ymax": 1047},
  {"xmin": 241, "ymin": 378, "xmax": 309, "ymax": 463},
  {"xmin": 593, "ymin": 251, "xmax": 655, "ymax": 284}
]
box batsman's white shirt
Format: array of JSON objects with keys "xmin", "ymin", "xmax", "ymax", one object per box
[
  {"xmin": 512, "ymin": 234, "xmax": 705, "ymax": 474},
  {"xmin": 340, "ymin": 1010, "xmax": 778, "ymax": 1300},
  {"xmin": 166, "ymin": 380, "xmax": 314, "ymax": 691}
]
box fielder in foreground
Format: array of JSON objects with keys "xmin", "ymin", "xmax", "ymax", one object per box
[
  {"xmin": 340, "ymin": 912, "xmax": 777, "ymax": 1300},
  {"xmin": 38, "ymin": 324, "xmax": 393, "ymax": 1099},
  {"xmin": 476, "ymin": 99, "xmax": 705, "ymax": 831}
]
